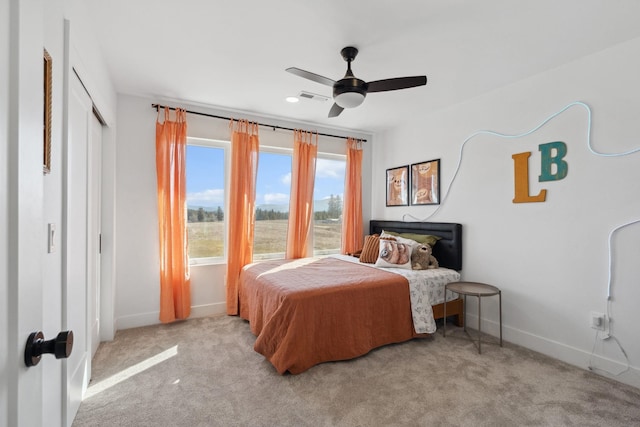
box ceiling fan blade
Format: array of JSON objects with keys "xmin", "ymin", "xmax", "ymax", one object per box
[
  {"xmin": 328, "ymin": 103, "xmax": 344, "ymax": 118},
  {"xmin": 367, "ymin": 76, "xmax": 427, "ymax": 93},
  {"xmin": 286, "ymin": 67, "xmax": 335, "ymax": 87}
]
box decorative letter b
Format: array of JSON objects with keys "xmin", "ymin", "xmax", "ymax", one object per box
[{"xmin": 539, "ymin": 141, "xmax": 568, "ymax": 182}]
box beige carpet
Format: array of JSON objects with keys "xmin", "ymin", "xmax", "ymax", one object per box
[{"xmin": 73, "ymin": 315, "xmax": 640, "ymax": 427}]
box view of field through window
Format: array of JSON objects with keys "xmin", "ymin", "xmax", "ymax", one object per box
[{"xmin": 186, "ymin": 142, "xmax": 345, "ymax": 261}]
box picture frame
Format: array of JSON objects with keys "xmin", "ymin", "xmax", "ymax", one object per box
[
  {"xmin": 386, "ymin": 165, "xmax": 409, "ymax": 207},
  {"xmin": 410, "ymin": 159, "xmax": 440, "ymax": 205},
  {"xmin": 43, "ymin": 48, "xmax": 52, "ymax": 175}
]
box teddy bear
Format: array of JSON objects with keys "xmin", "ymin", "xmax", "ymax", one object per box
[{"xmin": 411, "ymin": 244, "xmax": 439, "ymax": 270}]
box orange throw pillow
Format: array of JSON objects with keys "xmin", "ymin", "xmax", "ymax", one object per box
[{"xmin": 359, "ymin": 234, "xmax": 380, "ymax": 264}]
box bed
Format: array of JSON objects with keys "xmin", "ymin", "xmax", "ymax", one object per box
[{"xmin": 238, "ymin": 220, "xmax": 464, "ymax": 374}]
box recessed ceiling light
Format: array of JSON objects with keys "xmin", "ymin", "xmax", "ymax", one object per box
[{"xmin": 286, "ymin": 96, "xmax": 299, "ymax": 103}]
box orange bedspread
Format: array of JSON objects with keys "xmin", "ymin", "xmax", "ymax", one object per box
[{"xmin": 238, "ymin": 256, "xmax": 422, "ymax": 374}]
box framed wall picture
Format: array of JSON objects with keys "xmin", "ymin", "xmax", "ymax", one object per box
[
  {"xmin": 386, "ymin": 165, "xmax": 409, "ymax": 206},
  {"xmin": 411, "ymin": 159, "xmax": 440, "ymax": 205},
  {"xmin": 43, "ymin": 48, "xmax": 52, "ymax": 174}
]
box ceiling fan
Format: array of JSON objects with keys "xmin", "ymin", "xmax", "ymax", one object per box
[{"xmin": 286, "ymin": 46, "xmax": 427, "ymax": 118}]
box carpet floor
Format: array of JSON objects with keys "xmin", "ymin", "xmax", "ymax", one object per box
[{"xmin": 72, "ymin": 315, "xmax": 640, "ymax": 427}]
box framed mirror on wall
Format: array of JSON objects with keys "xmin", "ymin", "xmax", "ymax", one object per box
[{"xmin": 43, "ymin": 48, "xmax": 52, "ymax": 174}]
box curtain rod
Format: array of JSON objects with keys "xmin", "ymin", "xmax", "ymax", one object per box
[{"xmin": 151, "ymin": 104, "xmax": 366, "ymax": 142}]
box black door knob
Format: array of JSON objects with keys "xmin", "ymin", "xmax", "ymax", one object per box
[{"xmin": 24, "ymin": 330, "xmax": 74, "ymax": 367}]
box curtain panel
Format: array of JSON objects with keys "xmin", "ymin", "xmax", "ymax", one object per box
[
  {"xmin": 341, "ymin": 138, "xmax": 364, "ymax": 255},
  {"xmin": 286, "ymin": 130, "xmax": 318, "ymax": 259},
  {"xmin": 225, "ymin": 120, "xmax": 260, "ymax": 315},
  {"xmin": 155, "ymin": 107, "xmax": 191, "ymax": 323}
]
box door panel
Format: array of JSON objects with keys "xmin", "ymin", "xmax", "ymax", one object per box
[
  {"xmin": 4, "ymin": 5, "xmax": 104, "ymax": 427},
  {"xmin": 63, "ymin": 72, "xmax": 92, "ymax": 427},
  {"xmin": 5, "ymin": 0, "xmax": 45, "ymax": 426},
  {"xmin": 1, "ymin": 0, "xmax": 10, "ymax": 422},
  {"xmin": 0, "ymin": 0, "xmax": 44, "ymax": 426}
]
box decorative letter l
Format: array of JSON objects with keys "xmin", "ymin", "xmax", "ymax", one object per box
[{"xmin": 512, "ymin": 152, "xmax": 547, "ymax": 203}]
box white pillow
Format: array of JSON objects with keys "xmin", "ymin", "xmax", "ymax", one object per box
[{"xmin": 374, "ymin": 238, "xmax": 413, "ymax": 270}]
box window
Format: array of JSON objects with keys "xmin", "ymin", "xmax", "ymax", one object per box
[
  {"xmin": 186, "ymin": 137, "xmax": 346, "ymax": 264},
  {"xmin": 253, "ymin": 149, "xmax": 292, "ymax": 260},
  {"xmin": 186, "ymin": 138, "xmax": 227, "ymax": 264},
  {"xmin": 313, "ymin": 155, "xmax": 346, "ymax": 255}
]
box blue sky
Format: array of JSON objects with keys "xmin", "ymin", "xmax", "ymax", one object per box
[{"xmin": 186, "ymin": 145, "xmax": 345, "ymax": 209}]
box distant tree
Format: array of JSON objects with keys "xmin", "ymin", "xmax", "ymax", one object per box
[
  {"xmin": 187, "ymin": 209, "xmax": 198, "ymax": 223},
  {"xmin": 216, "ymin": 206, "xmax": 223, "ymax": 221},
  {"xmin": 327, "ymin": 195, "xmax": 336, "ymax": 217},
  {"xmin": 197, "ymin": 207, "xmax": 205, "ymax": 222},
  {"xmin": 314, "ymin": 211, "xmax": 328, "ymax": 221},
  {"xmin": 327, "ymin": 194, "xmax": 342, "ymax": 219},
  {"xmin": 255, "ymin": 207, "xmax": 289, "ymax": 221}
]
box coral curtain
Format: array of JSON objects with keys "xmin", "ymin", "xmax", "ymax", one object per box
[
  {"xmin": 155, "ymin": 107, "xmax": 191, "ymax": 323},
  {"xmin": 341, "ymin": 138, "xmax": 364, "ymax": 254},
  {"xmin": 225, "ymin": 119, "xmax": 260, "ymax": 315},
  {"xmin": 286, "ymin": 130, "xmax": 318, "ymax": 259}
]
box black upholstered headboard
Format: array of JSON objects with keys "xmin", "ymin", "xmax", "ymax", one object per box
[{"xmin": 369, "ymin": 220, "xmax": 463, "ymax": 271}]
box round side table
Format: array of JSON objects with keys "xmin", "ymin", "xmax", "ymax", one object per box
[{"xmin": 443, "ymin": 281, "xmax": 502, "ymax": 354}]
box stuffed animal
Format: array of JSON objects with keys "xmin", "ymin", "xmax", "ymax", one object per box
[{"xmin": 411, "ymin": 244, "xmax": 439, "ymax": 270}]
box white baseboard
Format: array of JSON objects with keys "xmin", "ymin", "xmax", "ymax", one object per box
[
  {"xmin": 464, "ymin": 314, "xmax": 640, "ymax": 390},
  {"xmin": 190, "ymin": 302, "xmax": 226, "ymax": 318},
  {"xmin": 115, "ymin": 302, "xmax": 227, "ymax": 331},
  {"xmin": 114, "ymin": 311, "xmax": 160, "ymax": 330}
]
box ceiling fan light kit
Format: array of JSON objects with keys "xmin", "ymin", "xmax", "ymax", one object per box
[
  {"xmin": 334, "ymin": 91, "xmax": 366, "ymax": 108},
  {"xmin": 286, "ymin": 46, "xmax": 427, "ymax": 117}
]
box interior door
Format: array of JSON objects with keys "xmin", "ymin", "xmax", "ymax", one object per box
[
  {"xmin": 3, "ymin": 1, "xmax": 46, "ymax": 426},
  {"xmin": 88, "ymin": 112, "xmax": 102, "ymax": 359},
  {"xmin": 63, "ymin": 71, "xmax": 93, "ymax": 427},
  {"xmin": 3, "ymin": 6, "xmax": 103, "ymax": 427}
]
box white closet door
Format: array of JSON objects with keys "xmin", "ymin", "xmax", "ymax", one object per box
[
  {"xmin": 88, "ymin": 112, "xmax": 102, "ymax": 359},
  {"xmin": 63, "ymin": 71, "xmax": 92, "ymax": 427}
]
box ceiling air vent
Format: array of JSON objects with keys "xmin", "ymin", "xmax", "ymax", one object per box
[{"xmin": 298, "ymin": 91, "xmax": 329, "ymax": 102}]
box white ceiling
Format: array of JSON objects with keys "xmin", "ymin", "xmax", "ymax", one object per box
[{"xmin": 84, "ymin": 0, "xmax": 640, "ymax": 134}]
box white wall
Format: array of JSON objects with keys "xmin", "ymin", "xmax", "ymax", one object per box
[
  {"xmin": 114, "ymin": 94, "xmax": 372, "ymax": 329},
  {"xmin": 372, "ymin": 37, "xmax": 640, "ymax": 389}
]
